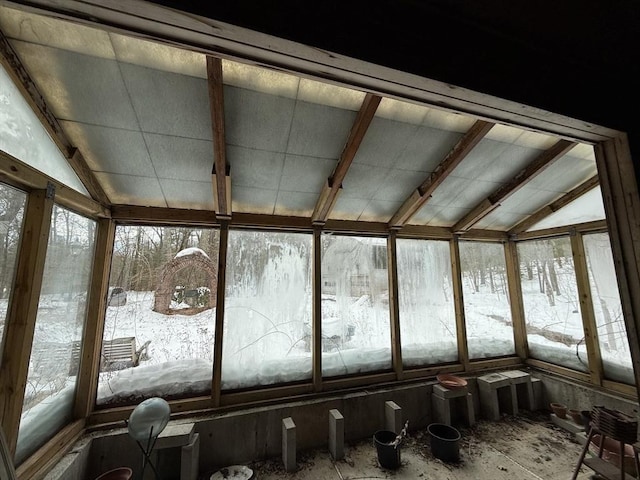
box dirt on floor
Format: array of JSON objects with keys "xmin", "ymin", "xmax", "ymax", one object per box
[{"xmin": 203, "ymin": 412, "xmax": 598, "ymax": 479}]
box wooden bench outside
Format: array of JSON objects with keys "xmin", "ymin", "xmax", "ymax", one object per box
[{"xmin": 68, "ymin": 336, "xmax": 151, "ymax": 374}]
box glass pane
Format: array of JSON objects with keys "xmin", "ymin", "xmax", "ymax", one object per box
[
  {"xmin": 16, "ymin": 205, "xmax": 95, "ymax": 464},
  {"xmin": 397, "ymin": 239, "xmax": 457, "ymax": 366},
  {"xmin": 223, "ymin": 230, "xmax": 312, "ymax": 389},
  {"xmin": 0, "ymin": 64, "xmax": 88, "ymax": 195},
  {"xmin": 321, "ymin": 235, "xmax": 391, "ymax": 376},
  {"xmin": 518, "ymin": 237, "xmax": 587, "ymax": 372},
  {"xmin": 0, "ymin": 183, "xmax": 26, "ymax": 348},
  {"xmin": 459, "ymin": 241, "xmax": 515, "ymax": 359},
  {"xmin": 97, "ymin": 226, "xmax": 219, "ymax": 406},
  {"xmin": 584, "ymin": 233, "xmax": 634, "ymax": 384}
]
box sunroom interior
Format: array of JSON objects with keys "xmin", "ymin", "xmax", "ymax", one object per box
[{"xmin": 0, "ymin": 1, "xmax": 639, "ymax": 479}]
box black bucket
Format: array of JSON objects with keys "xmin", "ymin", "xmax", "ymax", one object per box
[
  {"xmin": 373, "ymin": 430, "xmax": 401, "ymax": 469},
  {"xmin": 428, "ymin": 423, "xmax": 461, "ymax": 462}
]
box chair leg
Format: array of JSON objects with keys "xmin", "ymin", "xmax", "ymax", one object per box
[{"xmin": 572, "ymin": 428, "xmax": 596, "ymax": 480}]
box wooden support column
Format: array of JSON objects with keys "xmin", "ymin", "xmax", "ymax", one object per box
[
  {"xmin": 212, "ymin": 221, "xmax": 229, "ymax": 406},
  {"xmin": 504, "ymin": 241, "xmax": 529, "ymax": 360},
  {"xmin": 595, "ymin": 136, "xmax": 640, "ymax": 401},
  {"xmin": 74, "ymin": 218, "xmax": 116, "ymax": 419},
  {"xmin": 387, "ymin": 231, "xmax": 403, "ymax": 379},
  {"xmin": 570, "ymin": 232, "xmax": 603, "ymax": 385},
  {"xmin": 312, "ymin": 227, "xmax": 322, "ymax": 391},
  {"xmin": 450, "ymin": 237, "xmax": 469, "ymax": 369},
  {"xmin": 0, "ymin": 187, "xmax": 54, "ymax": 456}
]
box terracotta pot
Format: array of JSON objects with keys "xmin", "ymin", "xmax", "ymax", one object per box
[
  {"xmin": 568, "ymin": 409, "xmax": 583, "ymax": 424},
  {"xmin": 436, "ymin": 374, "xmax": 467, "ymax": 389},
  {"xmin": 550, "ymin": 402, "xmax": 567, "ymax": 419},
  {"xmin": 95, "ymin": 467, "xmax": 133, "ymax": 480}
]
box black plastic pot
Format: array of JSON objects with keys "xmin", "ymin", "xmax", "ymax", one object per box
[
  {"xmin": 428, "ymin": 423, "xmax": 461, "ymax": 462},
  {"xmin": 373, "ymin": 430, "xmax": 401, "ymax": 469}
]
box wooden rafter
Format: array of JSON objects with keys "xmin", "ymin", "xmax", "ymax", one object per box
[
  {"xmin": 389, "ymin": 120, "xmax": 495, "ymax": 229},
  {"xmin": 509, "ymin": 175, "xmax": 599, "ymax": 235},
  {"xmin": 207, "ymin": 56, "xmax": 231, "ymax": 219},
  {"xmin": 0, "ymin": 31, "xmax": 110, "ymax": 206},
  {"xmin": 312, "ymin": 93, "xmax": 381, "ymax": 224},
  {"xmin": 452, "ymin": 139, "xmax": 578, "ymax": 233}
]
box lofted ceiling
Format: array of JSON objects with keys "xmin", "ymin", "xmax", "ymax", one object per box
[{"xmin": 0, "ymin": 5, "xmax": 606, "ymax": 232}]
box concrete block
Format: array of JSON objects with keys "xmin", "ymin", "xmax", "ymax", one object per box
[
  {"xmin": 531, "ymin": 377, "xmax": 543, "ymax": 410},
  {"xmin": 551, "ymin": 413, "xmax": 586, "ymax": 434},
  {"xmin": 502, "ymin": 370, "xmax": 535, "ymax": 411},
  {"xmin": 328, "ymin": 409, "xmax": 344, "ymax": 460},
  {"xmin": 433, "ymin": 383, "xmax": 469, "ymax": 399},
  {"xmin": 282, "ymin": 417, "xmax": 296, "ymax": 472},
  {"xmin": 180, "ymin": 433, "xmax": 199, "ymax": 480},
  {"xmin": 432, "ymin": 392, "xmax": 475, "ymax": 427},
  {"xmin": 155, "ymin": 423, "xmax": 195, "ymax": 449},
  {"xmin": 478, "ymin": 373, "xmax": 517, "ymax": 420},
  {"xmin": 385, "ymin": 401, "xmax": 402, "ymax": 433}
]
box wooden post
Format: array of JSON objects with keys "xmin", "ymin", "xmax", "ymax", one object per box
[
  {"xmin": 0, "ymin": 188, "xmax": 54, "ymax": 456},
  {"xmin": 74, "ymin": 218, "xmax": 116, "ymax": 419},
  {"xmin": 387, "ymin": 231, "xmax": 403, "ymax": 379},
  {"xmin": 505, "ymin": 241, "xmax": 529, "ymax": 360},
  {"xmin": 212, "ymin": 221, "xmax": 229, "ymax": 406},
  {"xmin": 450, "ymin": 237, "xmax": 469, "ymax": 369},
  {"xmin": 312, "ymin": 227, "xmax": 323, "ymax": 391}
]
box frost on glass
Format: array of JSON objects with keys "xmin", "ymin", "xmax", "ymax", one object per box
[
  {"xmin": 223, "ymin": 230, "xmax": 312, "ymax": 389},
  {"xmin": 321, "ymin": 235, "xmax": 391, "ymax": 376},
  {"xmin": 518, "ymin": 238, "xmax": 587, "ymax": 372},
  {"xmin": 397, "ymin": 239, "xmax": 457, "ymax": 366},
  {"xmin": 0, "ymin": 183, "xmax": 26, "ymax": 346},
  {"xmin": 97, "ymin": 226, "xmax": 219, "ymax": 406},
  {"xmin": 16, "ymin": 206, "xmax": 95, "ymax": 464},
  {"xmin": 0, "ymin": 65, "xmax": 88, "ymax": 195},
  {"xmin": 584, "ymin": 233, "xmax": 634, "ymax": 384},
  {"xmin": 459, "ymin": 241, "xmax": 515, "ymax": 359}
]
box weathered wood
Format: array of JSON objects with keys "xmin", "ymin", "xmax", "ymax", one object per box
[
  {"xmin": 387, "ymin": 232, "xmax": 403, "ymax": 379},
  {"xmin": 212, "ymin": 221, "xmax": 229, "ymax": 406},
  {"xmin": 390, "ymin": 120, "xmax": 494, "ymax": 228},
  {"xmin": 525, "ymin": 358, "xmax": 591, "ymax": 383},
  {"xmin": 312, "ymin": 93, "xmax": 381, "ymax": 223},
  {"xmin": 509, "ymin": 175, "xmax": 599, "ymax": 234},
  {"xmin": 571, "ymin": 233, "xmax": 603, "ymax": 385},
  {"xmin": 513, "ymin": 219, "xmax": 607, "ymax": 241},
  {"xmin": 450, "ymin": 237, "xmax": 469, "ymax": 368},
  {"xmin": 0, "ymin": 188, "xmax": 54, "ymax": 456},
  {"xmin": 453, "ymin": 139, "xmax": 577, "ymax": 233},
  {"xmin": 207, "ymin": 56, "xmax": 230, "ymax": 218},
  {"xmin": 111, "ymin": 205, "xmax": 217, "ymax": 225},
  {"xmin": 504, "ymin": 242, "xmax": 529, "ymax": 360},
  {"xmin": 312, "ymin": 227, "xmax": 322, "ymax": 391},
  {"xmin": 74, "ymin": 218, "xmax": 115, "ymax": 419}
]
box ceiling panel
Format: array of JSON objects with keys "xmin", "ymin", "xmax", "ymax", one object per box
[
  {"xmin": 224, "ymin": 85, "xmax": 296, "ymax": 152},
  {"xmin": 279, "ymin": 154, "xmax": 336, "ymax": 194},
  {"xmin": 231, "ymin": 186, "xmax": 278, "ymax": 214},
  {"xmin": 95, "ymin": 172, "xmax": 165, "ymax": 206},
  {"xmin": 223, "ymin": 60, "xmax": 300, "ymax": 98},
  {"xmin": 144, "ymin": 133, "xmax": 213, "ymax": 182},
  {"xmin": 526, "ymin": 156, "xmax": 597, "ymax": 192},
  {"xmin": 274, "ymin": 191, "xmax": 318, "ymax": 216},
  {"xmin": 411, "ymin": 204, "xmax": 472, "ymax": 226},
  {"xmin": 393, "ymin": 126, "xmax": 465, "ymax": 172},
  {"xmin": 528, "ymin": 187, "xmax": 605, "ymax": 231},
  {"xmin": 373, "ymin": 169, "xmax": 422, "ymax": 202},
  {"xmin": 473, "ymin": 211, "xmax": 525, "ymax": 230},
  {"xmin": 332, "ymin": 197, "xmax": 369, "ymax": 221},
  {"xmin": 120, "ymin": 63, "xmax": 211, "ymax": 140},
  {"xmin": 159, "ymin": 179, "xmax": 213, "ymax": 210},
  {"xmin": 12, "ymin": 41, "xmax": 139, "ymax": 129},
  {"xmin": 428, "ymin": 175, "xmax": 501, "ymax": 209},
  {"xmin": 359, "ymin": 199, "xmax": 403, "ymax": 222},
  {"xmin": 227, "ymin": 145, "xmax": 284, "ymax": 190},
  {"xmin": 353, "ymin": 117, "xmax": 419, "ymax": 168},
  {"xmin": 61, "ymin": 121, "xmax": 153, "ymax": 176},
  {"xmin": 297, "ymin": 78, "xmax": 365, "ymax": 110},
  {"xmin": 340, "ymin": 164, "xmax": 391, "ymax": 200}
]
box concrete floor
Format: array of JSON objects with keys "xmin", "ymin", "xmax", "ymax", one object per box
[{"xmin": 204, "ymin": 413, "xmax": 600, "ymax": 479}]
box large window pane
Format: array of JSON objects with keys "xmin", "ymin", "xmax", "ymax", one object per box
[
  {"xmin": 223, "ymin": 230, "xmax": 312, "ymax": 389},
  {"xmin": 321, "ymin": 235, "xmax": 391, "ymax": 376},
  {"xmin": 460, "ymin": 241, "xmax": 515, "ymax": 359},
  {"xmin": 0, "ymin": 183, "xmax": 26, "ymax": 348},
  {"xmin": 397, "ymin": 239, "xmax": 457, "ymax": 366},
  {"xmin": 584, "ymin": 233, "xmax": 634, "ymax": 384},
  {"xmin": 16, "ymin": 206, "xmax": 95, "ymax": 464},
  {"xmin": 518, "ymin": 237, "xmax": 587, "ymax": 372},
  {"xmin": 97, "ymin": 226, "xmax": 219, "ymax": 406}
]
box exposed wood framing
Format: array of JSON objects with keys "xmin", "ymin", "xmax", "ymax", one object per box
[
  {"xmin": 504, "ymin": 242, "xmax": 529, "ymax": 360},
  {"xmin": 0, "ymin": 188, "xmax": 54, "ymax": 456},
  {"xmin": 466, "ymin": 356, "xmax": 523, "ymax": 372},
  {"xmin": 513, "ymin": 219, "xmax": 607, "ymax": 241},
  {"xmin": 0, "ymin": 150, "xmax": 109, "ymax": 219},
  {"xmin": 220, "ymin": 385, "xmax": 315, "ymax": 408},
  {"xmin": 570, "ymin": 232, "xmax": 603, "ymax": 385},
  {"xmin": 312, "ymin": 93, "xmax": 381, "ymax": 224},
  {"xmin": 111, "ymin": 205, "xmax": 217, "ymax": 226},
  {"xmin": 602, "ymin": 379, "xmax": 637, "ymax": 399},
  {"xmin": 0, "ymin": 30, "xmax": 109, "ymax": 206},
  {"xmin": 389, "ymin": 120, "xmax": 494, "ymax": 228},
  {"xmin": 312, "ymin": 227, "xmax": 322, "ymax": 391},
  {"xmin": 509, "ymin": 176, "xmax": 599, "ymax": 235},
  {"xmin": 401, "ymin": 363, "xmax": 465, "ymax": 381},
  {"xmin": 212, "ymin": 221, "xmax": 229, "ymax": 406},
  {"xmin": 450, "ymin": 237, "xmax": 469, "ymax": 369},
  {"xmin": 322, "ymin": 372, "xmax": 397, "ymax": 392},
  {"xmin": 206, "ymin": 56, "xmax": 231, "ymax": 219},
  {"xmin": 594, "ymin": 135, "xmax": 640, "ymax": 400},
  {"xmin": 526, "ymin": 358, "xmax": 591, "ymax": 384},
  {"xmin": 387, "ymin": 232, "xmax": 403, "ymax": 379},
  {"xmin": 453, "ymin": 139, "xmax": 578, "ymax": 233},
  {"xmin": 74, "ymin": 219, "xmax": 116, "ymax": 419}
]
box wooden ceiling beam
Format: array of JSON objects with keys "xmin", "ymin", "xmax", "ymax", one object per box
[
  {"xmin": 0, "ymin": 30, "xmax": 110, "ymax": 206},
  {"xmin": 452, "ymin": 139, "xmax": 578, "ymax": 233},
  {"xmin": 312, "ymin": 93, "xmax": 381, "ymax": 224},
  {"xmin": 509, "ymin": 175, "xmax": 599, "ymax": 235},
  {"xmin": 207, "ymin": 56, "xmax": 231, "ymax": 219},
  {"xmin": 389, "ymin": 120, "xmax": 495, "ymax": 229}
]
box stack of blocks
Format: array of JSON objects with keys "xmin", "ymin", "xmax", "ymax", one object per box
[
  {"xmin": 431, "ymin": 383, "xmax": 475, "ymax": 427},
  {"xmin": 477, "ymin": 370, "xmax": 535, "ymax": 420},
  {"xmin": 153, "ymin": 423, "xmax": 199, "ymax": 480}
]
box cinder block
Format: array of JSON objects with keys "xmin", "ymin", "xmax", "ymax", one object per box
[
  {"xmin": 502, "ymin": 370, "xmax": 534, "ymax": 411},
  {"xmin": 432, "ymin": 392, "xmax": 475, "ymax": 427},
  {"xmin": 433, "ymin": 383, "xmax": 468, "ymax": 399},
  {"xmin": 282, "ymin": 417, "xmax": 296, "ymax": 472},
  {"xmin": 385, "ymin": 401, "xmax": 402, "ymax": 433},
  {"xmin": 531, "ymin": 377, "xmax": 543, "ymax": 410},
  {"xmin": 328, "ymin": 409, "xmax": 344, "ymax": 460},
  {"xmin": 155, "ymin": 423, "xmax": 195, "ymax": 449},
  {"xmin": 477, "ymin": 373, "xmax": 517, "ymax": 420},
  {"xmin": 180, "ymin": 433, "xmax": 199, "ymax": 480}
]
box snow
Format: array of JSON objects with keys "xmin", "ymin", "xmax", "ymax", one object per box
[{"xmin": 175, "ymin": 247, "xmax": 209, "ymax": 259}]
